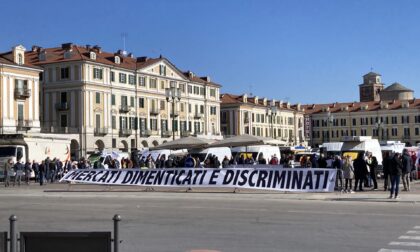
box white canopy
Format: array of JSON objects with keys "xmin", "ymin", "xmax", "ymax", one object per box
[
  {"xmin": 207, "ymin": 135, "xmax": 286, "ymax": 148},
  {"xmin": 151, "ymin": 137, "xmax": 215, "ymax": 150}
]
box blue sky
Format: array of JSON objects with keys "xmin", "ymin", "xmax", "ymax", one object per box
[{"xmin": 2, "ymin": 0, "xmax": 420, "ymax": 104}]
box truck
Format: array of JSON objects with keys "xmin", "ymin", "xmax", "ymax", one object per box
[
  {"xmin": 0, "ymin": 134, "xmax": 71, "ymax": 178},
  {"xmin": 340, "ymin": 136, "xmax": 383, "ymax": 167}
]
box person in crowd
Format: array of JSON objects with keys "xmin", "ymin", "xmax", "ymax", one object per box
[
  {"xmin": 222, "ymin": 156, "xmax": 230, "ymax": 168},
  {"xmin": 367, "ymin": 154, "xmax": 378, "ymax": 190},
  {"xmin": 270, "ymin": 154, "xmax": 279, "ymax": 165},
  {"xmin": 64, "ymin": 159, "xmax": 72, "ymax": 173},
  {"xmin": 258, "ymin": 153, "xmax": 267, "ymax": 165},
  {"xmin": 333, "ymin": 155, "xmax": 343, "ymax": 190},
  {"xmin": 342, "ymin": 156, "xmax": 354, "ymax": 193},
  {"xmin": 213, "ymin": 156, "xmax": 221, "ymax": 168},
  {"xmin": 402, "ymin": 149, "xmax": 412, "ymax": 191},
  {"xmin": 127, "ymin": 158, "xmax": 133, "ymax": 168},
  {"xmin": 326, "ymin": 155, "xmax": 334, "ymax": 168},
  {"xmin": 382, "ymin": 152, "xmax": 391, "ymax": 191},
  {"xmin": 304, "ymin": 156, "xmax": 312, "ymax": 168},
  {"xmin": 280, "ymin": 154, "xmax": 288, "ymax": 167},
  {"xmin": 49, "ymin": 158, "xmax": 56, "ymax": 183},
  {"xmin": 353, "ymin": 152, "xmax": 367, "ymax": 192},
  {"xmin": 310, "ymin": 154, "xmax": 318, "ymax": 168},
  {"xmin": 287, "ymin": 155, "xmax": 295, "ymax": 168},
  {"xmin": 390, "ymin": 152, "xmax": 403, "ymax": 199},
  {"xmin": 4, "ymin": 159, "xmax": 13, "ymax": 187},
  {"xmin": 165, "ymin": 156, "xmax": 174, "ymax": 168},
  {"xmin": 39, "ymin": 160, "xmax": 46, "ymax": 186},
  {"xmin": 411, "ymin": 152, "xmax": 418, "ymax": 180},
  {"xmin": 56, "ymin": 158, "xmax": 63, "ymax": 180},
  {"xmin": 147, "ymin": 155, "xmax": 156, "ymax": 169},
  {"xmin": 24, "ymin": 160, "xmax": 32, "ymax": 185},
  {"xmin": 13, "ymin": 160, "xmax": 24, "ymax": 186},
  {"xmin": 32, "ymin": 160, "xmax": 40, "ymax": 183},
  {"xmin": 318, "ymin": 154, "xmax": 327, "ymax": 168}
]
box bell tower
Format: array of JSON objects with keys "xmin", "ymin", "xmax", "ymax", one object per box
[{"xmin": 359, "ymin": 72, "xmax": 384, "ymax": 102}]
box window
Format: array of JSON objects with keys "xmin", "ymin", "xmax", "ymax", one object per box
[
  {"xmin": 404, "ymin": 128, "xmax": 410, "ymax": 137},
  {"xmin": 210, "ymin": 88, "xmax": 216, "ymax": 97},
  {"xmin": 110, "ymin": 71, "xmax": 115, "ymax": 82},
  {"xmin": 119, "ymin": 73, "xmax": 127, "ymax": 83},
  {"xmin": 200, "ymin": 87, "xmax": 205, "ymax": 96},
  {"xmin": 149, "ymin": 78, "xmax": 157, "ymax": 88},
  {"xmin": 95, "ymin": 92, "xmax": 100, "ymax": 104},
  {"xmin": 200, "ymin": 105, "xmax": 204, "ymax": 114},
  {"xmin": 180, "ymin": 103, "xmax": 184, "ymax": 112},
  {"xmin": 160, "ymin": 100, "xmax": 165, "ymax": 110},
  {"xmin": 415, "ymin": 128, "xmax": 419, "ymax": 136},
  {"xmin": 188, "ymin": 85, "xmax": 192, "ymax": 94},
  {"xmin": 129, "ymin": 75, "xmax": 136, "ymax": 85},
  {"xmin": 160, "ymin": 80, "xmax": 165, "ymax": 90},
  {"xmin": 194, "ymin": 86, "xmax": 200, "ymax": 95},
  {"xmin": 179, "ymin": 83, "xmax": 185, "ymax": 93},
  {"xmin": 391, "ymin": 116, "xmax": 397, "ymax": 124},
  {"xmin": 159, "ymin": 65, "xmax": 166, "ymax": 76},
  {"xmin": 18, "ymin": 54, "xmax": 23, "ymax": 65},
  {"xmin": 111, "ymin": 94, "xmax": 115, "ymax": 105},
  {"xmin": 121, "ymin": 96, "xmax": 127, "ymax": 106},
  {"xmin": 60, "ymin": 114, "xmax": 68, "ymax": 128},
  {"xmin": 130, "ymin": 97, "xmax": 135, "ymax": 107},
  {"xmin": 93, "ymin": 68, "xmax": 103, "ymax": 79},
  {"xmin": 392, "ymin": 128, "xmax": 398, "ymax": 136},
  {"xmin": 188, "ymin": 104, "xmax": 192, "ymax": 113},
  {"xmin": 60, "ymin": 67, "xmax": 70, "ymax": 79},
  {"xmin": 60, "ymin": 92, "xmax": 67, "ymax": 103},
  {"xmin": 150, "ymin": 118, "xmax": 158, "ymax": 130},
  {"xmin": 112, "ymin": 139, "xmax": 116, "ymax": 148},
  {"xmin": 210, "ymin": 106, "xmax": 217, "ymax": 115},
  {"xmin": 139, "ymin": 98, "xmax": 145, "ymax": 108},
  {"xmin": 139, "ymin": 76, "xmax": 146, "ymax": 86},
  {"xmin": 352, "ymin": 118, "xmax": 356, "ymax": 126}
]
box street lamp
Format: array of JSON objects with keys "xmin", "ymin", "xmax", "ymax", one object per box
[
  {"xmin": 266, "ymin": 104, "xmax": 278, "ymax": 138},
  {"xmin": 327, "ymin": 111, "xmax": 334, "ymax": 142},
  {"xmin": 375, "ymin": 119, "xmax": 386, "ymax": 142},
  {"xmin": 165, "ymin": 84, "xmax": 181, "ymax": 140}
]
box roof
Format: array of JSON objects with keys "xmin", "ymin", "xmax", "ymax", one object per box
[
  {"xmin": 303, "ymin": 99, "xmax": 420, "ymax": 115},
  {"xmin": 363, "ymin": 71, "xmax": 381, "ymax": 77},
  {"xmin": 0, "ymin": 51, "xmax": 42, "ymax": 70},
  {"xmin": 25, "ymin": 43, "xmax": 221, "ymax": 86},
  {"xmin": 382, "ymin": 82, "xmax": 413, "ymax": 92},
  {"xmin": 220, "ymin": 93, "xmax": 300, "ymax": 112}
]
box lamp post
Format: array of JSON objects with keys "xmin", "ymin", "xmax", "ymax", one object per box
[
  {"xmin": 327, "ymin": 111, "xmax": 334, "ymax": 142},
  {"xmin": 375, "ymin": 119, "xmax": 385, "ymax": 143},
  {"xmin": 266, "ymin": 104, "xmax": 278, "ymax": 138},
  {"xmin": 165, "ymin": 84, "xmax": 181, "ymax": 141}
]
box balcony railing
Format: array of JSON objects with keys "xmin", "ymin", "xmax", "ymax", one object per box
[
  {"xmin": 94, "ymin": 127, "xmax": 108, "ymax": 136},
  {"xmin": 55, "ymin": 102, "xmax": 70, "ymax": 111},
  {"xmin": 14, "ymin": 88, "xmax": 31, "ymax": 99},
  {"xmin": 161, "ymin": 130, "xmax": 173, "ymax": 138},
  {"xmin": 119, "ymin": 105, "xmax": 131, "ymax": 113},
  {"xmin": 119, "ymin": 128, "xmax": 132, "ymax": 137},
  {"xmin": 41, "ymin": 126, "xmax": 79, "ymax": 134},
  {"xmin": 16, "ymin": 120, "xmax": 33, "ymax": 131},
  {"xmin": 181, "ymin": 131, "xmax": 191, "ymax": 137},
  {"xmin": 150, "ymin": 107, "xmax": 159, "ymax": 115},
  {"xmin": 194, "ymin": 113, "xmax": 204, "ymax": 119}
]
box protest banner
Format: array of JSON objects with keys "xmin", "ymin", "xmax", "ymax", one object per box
[{"xmin": 61, "ymin": 168, "xmax": 336, "ymax": 192}]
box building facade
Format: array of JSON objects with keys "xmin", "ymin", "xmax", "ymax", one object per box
[
  {"xmin": 0, "ymin": 45, "xmax": 42, "ymax": 134},
  {"xmin": 26, "ymin": 43, "xmax": 221, "ymax": 159},
  {"xmin": 305, "ymin": 99, "xmax": 420, "ymax": 146},
  {"xmin": 220, "ymin": 93, "xmax": 306, "ymax": 146}
]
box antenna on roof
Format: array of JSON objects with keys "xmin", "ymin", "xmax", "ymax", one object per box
[
  {"xmin": 121, "ymin": 32, "xmax": 128, "ymax": 56},
  {"xmin": 370, "ymin": 66, "xmax": 373, "ymax": 72},
  {"xmin": 248, "ymin": 84, "xmax": 253, "ymax": 96}
]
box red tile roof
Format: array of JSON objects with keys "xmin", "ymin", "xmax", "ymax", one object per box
[
  {"xmin": 221, "ymin": 93, "xmax": 300, "ymax": 112},
  {"xmin": 0, "ymin": 51, "xmax": 42, "ymax": 69}
]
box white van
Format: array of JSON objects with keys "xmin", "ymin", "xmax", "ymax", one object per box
[
  {"xmin": 231, "ymin": 145, "xmax": 281, "ymax": 164},
  {"xmin": 341, "ymin": 136, "xmax": 383, "ymax": 166},
  {"xmin": 140, "ymin": 149, "xmax": 187, "ymax": 162},
  {"xmin": 189, "ymin": 147, "xmax": 232, "ymax": 168}
]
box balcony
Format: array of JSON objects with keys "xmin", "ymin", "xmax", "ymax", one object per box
[
  {"xmin": 55, "ymin": 102, "xmax": 70, "ymax": 111},
  {"xmin": 41, "ymin": 126, "xmax": 79, "ymax": 134},
  {"xmin": 14, "ymin": 88, "xmax": 31, "ymax": 99},
  {"xmin": 16, "ymin": 120, "xmax": 33, "ymax": 131},
  {"xmin": 194, "ymin": 112, "xmax": 204, "ymax": 119},
  {"xmin": 119, "ymin": 105, "xmax": 131, "ymax": 113},
  {"xmin": 181, "ymin": 131, "xmax": 191, "ymax": 137},
  {"xmin": 149, "ymin": 107, "xmax": 159, "ymax": 115},
  {"xmin": 161, "ymin": 130, "xmax": 173, "ymax": 138},
  {"xmin": 119, "ymin": 128, "xmax": 132, "ymax": 137},
  {"xmin": 94, "ymin": 127, "xmax": 108, "ymax": 136}
]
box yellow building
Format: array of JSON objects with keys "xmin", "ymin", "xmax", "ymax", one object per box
[
  {"xmin": 0, "ymin": 45, "xmax": 42, "ymax": 134},
  {"xmin": 220, "ymin": 93, "xmax": 306, "ymax": 146},
  {"xmin": 26, "ymin": 43, "xmax": 221, "ymax": 158}
]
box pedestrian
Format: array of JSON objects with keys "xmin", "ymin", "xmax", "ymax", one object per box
[
  {"xmin": 258, "ymin": 154, "xmax": 267, "ymax": 165},
  {"xmin": 318, "ymin": 154, "xmax": 327, "ymax": 168},
  {"xmin": 270, "ymin": 154, "xmax": 279, "ymax": 165},
  {"xmin": 382, "ymin": 152, "xmax": 392, "ymax": 191},
  {"xmin": 342, "ymin": 156, "xmax": 354, "ymax": 193},
  {"xmin": 367, "ymin": 154, "xmax": 378, "ymax": 190},
  {"xmin": 39, "ymin": 160, "xmax": 46, "ymax": 186},
  {"xmin": 222, "ymin": 156, "xmax": 230, "ymax": 168},
  {"xmin": 353, "ymin": 152, "xmax": 367, "ymax": 191},
  {"xmin": 13, "ymin": 160, "xmax": 24, "ymax": 186},
  {"xmin": 24, "ymin": 160, "xmax": 32, "ymax": 185},
  {"xmin": 333, "ymin": 155, "xmax": 343, "ymax": 191},
  {"xmin": 390, "ymin": 152, "xmax": 403, "ymax": 199},
  {"xmin": 32, "ymin": 160, "xmax": 39, "ymax": 183},
  {"xmin": 402, "ymin": 149, "xmax": 412, "ymax": 191},
  {"xmin": 4, "ymin": 159, "xmax": 13, "ymax": 187}
]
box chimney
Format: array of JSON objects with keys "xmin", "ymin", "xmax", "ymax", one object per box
[
  {"xmin": 31, "ymin": 45, "xmax": 42, "ymax": 52},
  {"xmin": 128, "ymin": 53, "xmax": 134, "ymax": 58},
  {"xmin": 61, "ymin": 43, "xmax": 73, "ymax": 50},
  {"xmin": 93, "ymin": 45, "xmax": 101, "ymax": 53},
  {"xmin": 188, "ymin": 71, "xmax": 194, "ymax": 78},
  {"xmin": 86, "ymin": 44, "xmax": 91, "ymax": 50},
  {"xmin": 136, "ymin": 56, "xmax": 148, "ymax": 62}
]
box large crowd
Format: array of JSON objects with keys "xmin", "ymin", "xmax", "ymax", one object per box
[{"xmin": 2, "ymin": 149, "xmax": 418, "ymax": 199}]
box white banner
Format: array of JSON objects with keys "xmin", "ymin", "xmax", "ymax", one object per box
[{"xmin": 60, "ymin": 168, "xmax": 337, "ymax": 192}]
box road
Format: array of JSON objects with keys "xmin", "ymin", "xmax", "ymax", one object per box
[{"xmin": 0, "ymin": 184, "xmax": 419, "ymax": 252}]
